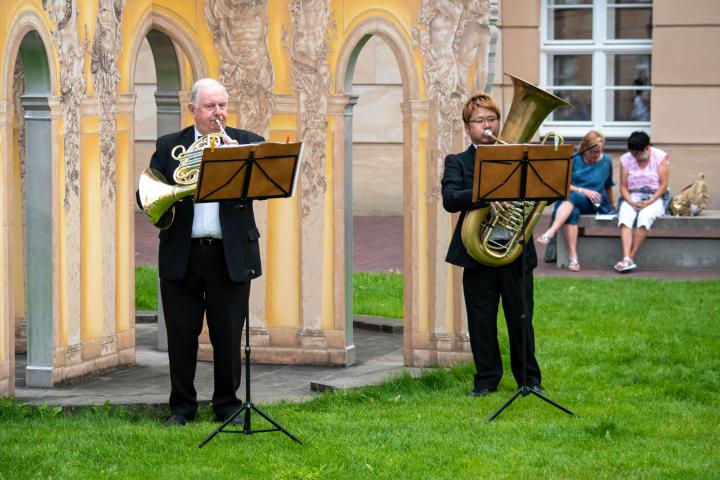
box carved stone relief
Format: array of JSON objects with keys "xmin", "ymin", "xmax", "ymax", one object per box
[
  {"xmin": 12, "ymin": 56, "xmax": 26, "ymax": 181},
  {"xmin": 91, "ymin": 0, "xmax": 125, "ymax": 201},
  {"xmin": 44, "ymin": 0, "xmax": 86, "ymax": 209},
  {"xmin": 205, "ymin": 0, "xmax": 275, "ymax": 134},
  {"xmin": 413, "ymin": 0, "xmax": 492, "ymax": 196},
  {"xmin": 455, "ymin": 0, "xmax": 492, "ymax": 95},
  {"xmin": 12, "ymin": 56, "xmax": 27, "ymax": 351},
  {"xmin": 284, "ymin": 0, "xmax": 334, "ymax": 217}
]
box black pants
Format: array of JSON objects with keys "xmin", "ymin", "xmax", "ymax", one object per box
[
  {"xmin": 160, "ymin": 243, "xmax": 249, "ymax": 420},
  {"xmin": 462, "ymin": 262, "xmax": 541, "ymax": 391}
]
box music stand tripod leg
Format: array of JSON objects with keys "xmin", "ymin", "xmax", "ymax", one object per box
[
  {"xmin": 528, "ymin": 388, "xmax": 576, "ymax": 416},
  {"xmin": 487, "ymin": 182, "xmax": 575, "ymax": 421},
  {"xmin": 196, "ymin": 143, "xmax": 304, "ymax": 448},
  {"xmin": 487, "ymin": 388, "xmax": 524, "ymax": 422},
  {"xmin": 198, "ymin": 202, "xmax": 301, "ymax": 447},
  {"xmin": 198, "ymin": 310, "xmax": 302, "ymax": 448}
]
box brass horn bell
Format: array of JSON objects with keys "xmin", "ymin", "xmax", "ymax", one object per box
[
  {"xmin": 460, "ymin": 73, "xmax": 571, "ymax": 266},
  {"xmin": 138, "ymin": 133, "xmax": 222, "ymax": 229},
  {"xmin": 137, "ymin": 167, "xmax": 195, "ymax": 229}
]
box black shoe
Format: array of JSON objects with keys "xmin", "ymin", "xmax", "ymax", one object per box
[
  {"xmin": 221, "ymin": 412, "xmax": 245, "ymax": 427},
  {"xmin": 162, "ymin": 414, "xmax": 191, "ymax": 427},
  {"xmin": 468, "ymin": 388, "xmax": 495, "ymax": 397}
]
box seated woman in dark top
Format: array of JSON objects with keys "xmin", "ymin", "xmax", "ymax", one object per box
[{"xmin": 536, "ymin": 130, "xmax": 616, "ymax": 271}]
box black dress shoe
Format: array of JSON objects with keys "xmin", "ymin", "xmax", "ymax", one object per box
[
  {"xmin": 221, "ymin": 412, "xmax": 245, "ymax": 427},
  {"xmin": 468, "ymin": 388, "xmax": 495, "ymax": 397},
  {"xmin": 162, "ymin": 414, "xmax": 191, "ymax": 427}
]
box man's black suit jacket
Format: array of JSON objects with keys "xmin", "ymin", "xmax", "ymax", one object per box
[
  {"xmin": 148, "ymin": 125, "xmax": 265, "ymax": 282},
  {"xmin": 441, "ymin": 145, "xmax": 537, "ymax": 272}
]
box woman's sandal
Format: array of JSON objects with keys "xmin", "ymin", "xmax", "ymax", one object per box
[
  {"xmin": 568, "ymin": 260, "xmax": 581, "ymax": 272},
  {"xmin": 536, "ymin": 233, "xmax": 552, "ymax": 245},
  {"xmin": 614, "ymin": 257, "xmax": 637, "ymax": 273}
]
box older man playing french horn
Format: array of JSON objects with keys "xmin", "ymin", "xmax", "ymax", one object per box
[{"xmin": 146, "ymin": 78, "xmax": 264, "ymax": 427}]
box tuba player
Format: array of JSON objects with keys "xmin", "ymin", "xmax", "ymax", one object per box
[{"xmin": 441, "ymin": 93, "xmax": 543, "ymax": 397}]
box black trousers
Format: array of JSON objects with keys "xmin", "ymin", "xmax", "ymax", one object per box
[
  {"xmin": 160, "ymin": 243, "xmax": 249, "ymax": 419},
  {"xmin": 462, "ymin": 261, "xmax": 541, "ymax": 391}
]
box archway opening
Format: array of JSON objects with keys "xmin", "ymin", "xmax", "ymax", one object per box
[
  {"xmin": 132, "ymin": 28, "xmax": 182, "ymax": 351},
  {"xmin": 13, "ymin": 29, "xmax": 53, "ymax": 387},
  {"xmin": 347, "ymin": 34, "xmax": 404, "ymax": 365}
]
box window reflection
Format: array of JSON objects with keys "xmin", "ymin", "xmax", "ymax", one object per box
[
  {"xmin": 553, "ymin": 90, "xmax": 592, "ymax": 121},
  {"xmin": 608, "ymin": 54, "xmax": 651, "ymax": 121},
  {"xmin": 552, "ymin": 55, "xmax": 592, "ymax": 86},
  {"xmin": 608, "ymin": 4, "xmax": 652, "ymax": 39},
  {"xmin": 553, "ymin": 8, "xmax": 592, "ymax": 40}
]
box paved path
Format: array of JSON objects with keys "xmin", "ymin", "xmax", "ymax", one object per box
[
  {"xmin": 15, "ymin": 324, "xmax": 410, "ymax": 407},
  {"xmin": 14, "ymin": 213, "xmax": 718, "ymax": 409}
]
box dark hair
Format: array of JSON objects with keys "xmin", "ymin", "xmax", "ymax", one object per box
[{"xmin": 627, "ymin": 131, "xmax": 650, "ymax": 151}]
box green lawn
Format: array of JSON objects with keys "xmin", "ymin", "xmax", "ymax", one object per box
[
  {"xmin": 135, "ymin": 267, "xmax": 404, "ymax": 318},
  {"xmin": 2, "ymin": 276, "xmax": 718, "ymax": 479},
  {"xmin": 134, "ymin": 266, "xmax": 158, "ymax": 311}
]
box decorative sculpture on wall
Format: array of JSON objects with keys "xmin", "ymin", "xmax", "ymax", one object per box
[
  {"xmin": 414, "ymin": 0, "xmax": 493, "ymax": 196},
  {"xmin": 43, "ymin": 0, "xmax": 86, "ymax": 210},
  {"xmin": 205, "ymin": 0, "xmax": 275, "ymax": 134},
  {"xmin": 285, "ymin": 0, "xmax": 333, "ymax": 217},
  {"xmin": 12, "ymin": 56, "xmax": 27, "ymax": 353},
  {"xmin": 455, "ymin": 0, "xmax": 492, "ymax": 96},
  {"xmin": 91, "ymin": 0, "xmax": 125, "ymax": 201},
  {"xmin": 12, "ymin": 56, "xmax": 25, "ymax": 182}
]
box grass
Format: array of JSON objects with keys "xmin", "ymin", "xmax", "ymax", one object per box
[
  {"xmin": 135, "ymin": 266, "xmax": 158, "ymax": 311},
  {"xmin": 352, "ymin": 271, "xmax": 403, "ymax": 318},
  {"xmin": 11, "ymin": 275, "xmax": 716, "ymax": 479},
  {"xmin": 135, "ymin": 267, "xmax": 403, "ymax": 318}
]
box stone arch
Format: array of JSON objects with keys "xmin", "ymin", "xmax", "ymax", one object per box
[
  {"xmin": 126, "ymin": 12, "xmax": 210, "ymax": 351},
  {"xmin": 334, "ymin": 16, "xmax": 424, "ymax": 366},
  {"xmin": 2, "ymin": 10, "xmax": 58, "ymax": 388},
  {"xmin": 335, "ymin": 16, "xmax": 420, "ymax": 102},
  {"xmin": 126, "ymin": 11, "xmax": 208, "ymax": 93},
  {"xmin": 1, "ymin": 11, "xmax": 58, "ymax": 99}
]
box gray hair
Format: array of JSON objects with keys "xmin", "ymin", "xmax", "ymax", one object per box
[{"xmin": 189, "ymin": 78, "xmax": 228, "ymax": 107}]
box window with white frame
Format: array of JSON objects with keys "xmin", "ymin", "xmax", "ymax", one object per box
[{"xmin": 540, "ymin": 0, "xmax": 653, "ymax": 139}]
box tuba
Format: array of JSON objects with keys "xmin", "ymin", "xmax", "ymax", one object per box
[
  {"xmin": 460, "ymin": 74, "xmax": 571, "ymax": 266},
  {"xmin": 138, "ymin": 132, "xmax": 223, "ymax": 229}
]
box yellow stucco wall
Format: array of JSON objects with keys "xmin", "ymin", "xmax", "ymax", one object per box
[{"xmin": 0, "ymin": 0, "xmax": 479, "ymax": 391}]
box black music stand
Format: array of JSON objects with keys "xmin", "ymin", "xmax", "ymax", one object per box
[
  {"xmin": 196, "ymin": 141, "xmax": 303, "ymax": 448},
  {"xmin": 469, "ymin": 143, "xmax": 578, "ymax": 421}
]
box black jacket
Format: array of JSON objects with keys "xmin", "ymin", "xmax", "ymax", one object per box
[
  {"xmin": 441, "ymin": 145, "xmax": 537, "ymax": 271},
  {"xmin": 147, "ymin": 125, "xmax": 265, "ymax": 281}
]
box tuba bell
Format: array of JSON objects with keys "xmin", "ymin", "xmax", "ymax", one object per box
[
  {"xmin": 460, "ymin": 73, "xmax": 571, "ymax": 266},
  {"xmin": 138, "ymin": 132, "xmax": 223, "ymax": 229}
]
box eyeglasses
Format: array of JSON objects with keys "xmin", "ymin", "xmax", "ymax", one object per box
[{"xmin": 468, "ymin": 116, "xmax": 498, "ymax": 125}]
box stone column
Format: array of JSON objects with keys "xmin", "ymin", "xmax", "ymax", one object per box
[
  {"xmin": 92, "ymin": 0, "xmax": 126, "ymax": 362},
  {"xmin": 22, "ymin": 94, "xmax": 54, "ymax": 387},
  {"xmin": 0, "ymin": 100, "xmax": 13, "ymax": 396},
  {"xmin": 154, "ymin": 91, "xmax": 181, "ymax": 137},
  {"xmin": 286, "ymin": 0, "xmax": 333, "ymax": 348},
  {"xmin": 413, "ymin": 0, "xmax": 495, "ymax": 366},
  {"xmin": 339, "ymin": 95, "xmax": 357, "ymax": 364},
  {"xmin": 400, "ymin": 99, "xmax": 427, "ymax": 366}
]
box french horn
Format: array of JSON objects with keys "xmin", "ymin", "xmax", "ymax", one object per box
[{"xmin": 138, "ymin": 132, "xmax": 223, "ymax": 229}]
